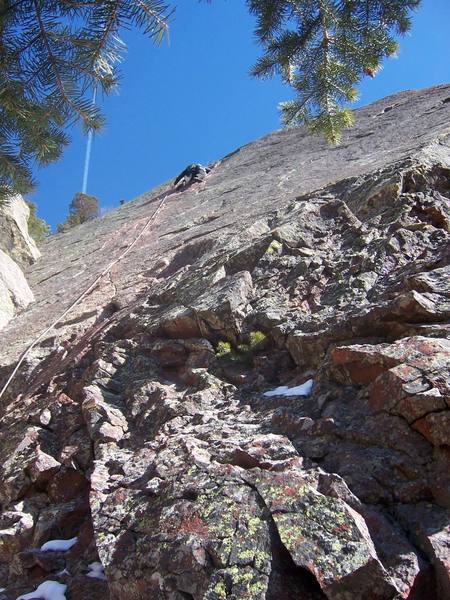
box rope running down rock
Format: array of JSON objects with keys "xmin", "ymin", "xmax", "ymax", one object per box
[{"xmin": 0, "ymin": 192, "xmax": 170, "ymax": 401}]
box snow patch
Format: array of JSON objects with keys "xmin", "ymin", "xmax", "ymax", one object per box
[
  {"xmin": 86, "ymin": 562, "xmax": 106, "ymax": 581},
  {"xmin": 16, "ymin": 580, "xmax": 67, "ymax": 600},
  {"xmin": 263, "ymin": 379, "xmax": 314, "ymax": 397},
  {"xmin": 40, "ymin": 537, "xmax": 77, "ymax": 552}
]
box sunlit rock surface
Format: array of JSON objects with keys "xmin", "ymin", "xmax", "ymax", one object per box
[
  {"xmin": 0, "ymin": 196, "xmax": 39, "ymax": 329},
  {"xmin": 0, "ymin": 249, "xmax": 34, "ymax": 330},
  {"xmin": 0, "ymin": 195, "xmax": 40, "ymax": 267},
  {"xmin": 1, "ymin": 85, "xmax": 450, "ymax": 599}
]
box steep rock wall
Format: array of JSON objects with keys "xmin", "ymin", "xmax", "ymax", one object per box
[{"xmin": 0, "ymin": 85, "xmax": 450, "ymax": 600}]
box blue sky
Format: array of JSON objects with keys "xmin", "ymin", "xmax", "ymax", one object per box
[{"xmin": 30, "ymin": 0, "xmax": 450, "ymax": 230}]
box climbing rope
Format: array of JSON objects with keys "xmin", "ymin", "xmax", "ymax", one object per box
[{"xmin": 0, "ymin": 192, "xmax": 170, "ymax": 402}]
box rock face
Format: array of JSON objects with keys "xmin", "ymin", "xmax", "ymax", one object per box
[
  {"xmin": 1, "ymin": 85, "xmax": 450, "ymax": 600},
  {"xmin": 0, "ymin": 196, "xmax": 40, "ymax": 267},
  {"xmin": 0, "ymin": 249, "xmax": 35, "ymax": 330},
  {"xmin": 0, "ymin": 196, "xmax": 38, "ymax": 329}
]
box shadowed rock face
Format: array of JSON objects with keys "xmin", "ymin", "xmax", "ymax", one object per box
[{"xmin": 0, "ymin": 85, "xmax": 450, "ymax": 599}]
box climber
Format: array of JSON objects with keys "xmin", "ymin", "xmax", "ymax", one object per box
[{"xmin": 172, "ymin": 163, "xmax": 210, "ymax": 190}]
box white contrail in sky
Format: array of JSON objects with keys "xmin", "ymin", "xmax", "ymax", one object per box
[{"xmin": 82, "ymin": 87, "xmax": 97, "ymax": 194}]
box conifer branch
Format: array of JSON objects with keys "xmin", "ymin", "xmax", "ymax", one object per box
[
  {"xmin": 33, "ymin": 0, "xmax": 79, "ymax": 118},
  {"xmin": 249, "ymin": 0, "xmax": 421, "ymax": 144},
  {"xmin": 0, "ymin": 0, "xmax": 172, "ymax": 200}
]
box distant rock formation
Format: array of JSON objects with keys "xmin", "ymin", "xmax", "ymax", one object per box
[
  {"xmin": 0, "ymin": 196, "xmax": 38, "ymax": 329},
  {"xmin": 0, "ymin": 85, "xmax": 449, "ymax": 600}
]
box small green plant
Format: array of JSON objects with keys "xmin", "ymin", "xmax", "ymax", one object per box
[
  {"xmin": 215, "ymin": 331, "xmax": 269, "ymax": 365},
  {"xmin": 215, "ymin": 341, "xmax": 232, "ymax": 358},
  {"xmin": 249, "ymin": 330, "xmax": 268, "ymax": 350},
  {"xmin": 266, "ymin": 240, "xmax": 282, "ymax": 255},
  {"xmin": 215, "ymin": 340, "xmax": 246, "ymax": 363}
]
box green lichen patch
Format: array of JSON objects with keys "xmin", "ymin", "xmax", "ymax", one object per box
[
  {"xmin": 272, "ymin": 493, "xmax": 373, "ymax": 587},
  {"xmin": 229, "ymin": 516, "xmax": 271, "ymax": 573},
  {"xmin": 196, "ymin": 485, "xmax": 271, "ymax": 574},
  {"xmin": 255, "ymin": 471, "xmax": 311, "ymax": 512},
  {"xmin": 205, "ymin": 567, "xmax": 268, "ymax": 600}
]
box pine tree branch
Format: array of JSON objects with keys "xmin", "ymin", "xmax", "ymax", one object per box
[
  {"xmin": 251, "ymin": 0, "xmax": 421, "ymax": 144},
  {"xmin": 136, "ymin": 0, "xmax": 170, "ymax": 37},
  {"xmin": 0, "ymin": 0, "xmax": 172, "ymax": 198},
  {"xmin": 32, "ymin": 0, "xmax": 98, "ymax": 125},
  {"xmin": 33, "ymin": 0, "xmax": 74, "ymax": 109},
  {"xmin": 25, "ymin": 62, "xmax": 48, "ymax": 86},
  {"xmin": 88, "ymin": 1, "xmax": 120, "ymax": 70},
  {"xmin": 10, "ymin": 34, "xmax": 42, "ymax": 58}
]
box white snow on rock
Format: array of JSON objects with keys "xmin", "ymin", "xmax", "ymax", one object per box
[
  {"xmin": 263, "ymin": 379, "xmax": 314, "ymax": 397},
  {"xmin": 16, "ymin": 580, "xmax": 67, "ymax": 600},
  {"xmin": 40, "ymin": 537, "xmax": 77, "ymax": 552},
  {"xmin": 86, "ymin": 562, "xmax": 106, "ymax": 580}
]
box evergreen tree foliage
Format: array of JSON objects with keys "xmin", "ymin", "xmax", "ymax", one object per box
[
  {"xmin": 0, "ymin": 0, "xmax": 172, "ymax": 200},
  {"xmin": 26, "ymin": 200, "xmax": 51, "ymax": 244},
  {"xmin": 249, "ymin": 0, "xmax": 421, "ymax": 144},
  {"xmin": 57, "ymin": 192, "xmax": 99, "ymax": 232}
]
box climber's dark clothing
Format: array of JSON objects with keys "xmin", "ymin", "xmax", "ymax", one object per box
[{"xmin": 173, "ymin": 164, "xmax": 209, "ymax": 188}]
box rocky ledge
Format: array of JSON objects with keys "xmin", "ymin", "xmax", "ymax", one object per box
[{"xmin": 0, "ymin": 85, "xmax": 450, "ymax": 599}]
